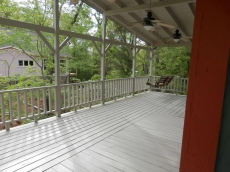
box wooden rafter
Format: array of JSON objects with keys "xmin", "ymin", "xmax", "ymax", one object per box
[
  {"xmin": 104, "ymin": 0, "xmax": 195, "ymax": 16},
  {"xmin": 164, "ymin": 7, "xmax": 192, "ymax": 43}
]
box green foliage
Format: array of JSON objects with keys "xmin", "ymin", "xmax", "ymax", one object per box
[
  {"xmin": 91, "ymin": 74, "xmax": 100, "ymax": 81},
  {"xmin": 0, "ymin": 0, "xmax": 190, "ymax": 91},
  {"xmin": 154, "ymin": 47, "xmax": 190, "ymax": 78},
  {"xmin": 8, "ymin": 67, "xmax": 50, "ymax": 90},
  {"xmin": 0, "ymin": 77, "xmax": 11, "ymax": 90}
]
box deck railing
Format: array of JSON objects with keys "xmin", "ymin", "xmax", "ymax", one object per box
[
  {"xmin": 0, "ymin": 76, "xmax": 187, "ymax": 130},
  {"xmin": 150, "ymin": 76, "xmax": 188, "ymax": 94}
]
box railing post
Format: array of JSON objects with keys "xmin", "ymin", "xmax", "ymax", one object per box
[
  {"xmin": 5, "ymin": 122, "xmax": 10, "ymax": 131},
  {"xmin": 54, "ymin": 0, "xmax": 61, "ymax": 117},
  {"xmin": 132, "ymin": 33, "xmax": 137, "ymax": 96},
  {"xmin": 101, "ymin": 14, "xmax": 106, "ymax": 104},
  {"xmin": 149, "ymin": 44, "xmax": 154, "ymax": 91},
  {"xmin": 34, "ymin": 115, "xmax": 38, "ymax": 124},
  {"xmin": 176, "ymin": 76, "xmax": 180, "ymax": 95}
]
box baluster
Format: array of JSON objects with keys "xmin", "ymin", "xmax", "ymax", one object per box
[
  {"xmin": 91, "ymin": 83, "xmax": 93, "ymax": 103},
  {"xmin": 80, "ymin": 84, "xmax": 83, "ymax": 105},
  {"xmin": 0, "ymin": 93, "xmax": 5, "ymax": 124},
  {"xmin": 87, "ymin": 83, "xmax": 91, "ymax": 107},
  {"xmin": 115, "ymin": 80, "xmax": 116, "ymax": 98},
  {"xmin": 110, "ymin": 81, "xmax": 112, "ymax": 98},
  {"xmin": 42, "ymin": 89, "xmax": 46, "ymax": 114},
  {"xmin": 16, "ymin": 91, "xmax": 21, "ymax": 120},
  {"xmin": 129, "ymin": 78, "xmax": 131, "ymax": 94},
  {"xmin": 107, "ymin": 81, "xmax": 110, "ymax": 99},
  {"xmin": 72, "ymin": 85, "xmax": 75, "ymax": 111},
  {"xmin": 8, "ymin": 92, "xmax": 13, "ymax": 122},
  {"xmin": 111, "ymin": 80, "xmax": 113, "ymax": 98},
  {"xmin": 48, "ymin": 88, "xmax": 52, "ymax": 113},
  {"xmin": 97, "ymin": 82, "xmax": 100, "ymax": 101},
  {"xmin": 31, "ymin": 90, "xmax": 34, "ymax": 117},
  {"xmin": 37, "ymin": 89, "xmax": 41, "ymax": 116},
  {"xmin": 84, "ymin": 84, "xmax": 86, "ymax": 105},
  {"xmin": 63, "ymin": 86, "xmax": 66, "ymax": 110},
  {"xmin": 137, "ymin": 78, "xmax": 140, "ymax": 93},
  {"xmin": 68, "ymin": 85, "xmax": 71, "ymax": 109},
  {"xmin": 120, "ymin": 79, "xmax": 122, "ymax": 96},
  {"xmin": 124, "ymin": 79, "xmax": 126, "ymax": 95},
  {"xmin": 76, "ymin": 84, "xmax": 79, "ymax": 107},
  {"xmin": 94, "ymin": 83, "xmax": 96, "ymax": 102}
]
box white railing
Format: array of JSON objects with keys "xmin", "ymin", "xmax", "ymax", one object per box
[
  {"xmin": 60, "ymin": 81, "xmax": 102, "ymax": 110},
  {"xmin": 135, "ymin": 76, "xmax": 149, "ymax": 93},
  {"xmin": 0, "ymin": 86, "xmax": 56, "ymax": 130},
  {"xmin": 151, "ymin": 76, "xmax": 188, "ymax": 94},
  {"xmin": 105, "ymin": 78, "xmax": 133, "ymax": 100},
  {"xmin": 0, "ymin": 76, "xmax": 187, "ymax": 130}
]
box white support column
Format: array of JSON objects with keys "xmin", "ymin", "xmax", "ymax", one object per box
[
  {"xmin": 54, "ymin": 0, "xmax": 61, "ymax": 117},
  {"xmin": 101, "ymin": 14, "xmax": 107, "ymax": 104},
  {"xmin": 149, "ymin": 44, "xmax": 154, "ymax": 77},
  {"xmin": 132, "ymin": 33, "xmax": 137, "ymax": 96}
]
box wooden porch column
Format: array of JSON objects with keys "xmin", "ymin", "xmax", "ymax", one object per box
[
  {"xmin": 132, "ymin": 33, "xmax": 136, "ymax": 96},
  {"xmin": 54, "ymin": 0, "xmax": 61, "ymax": 117},
  {"xmin": 101, "ymin": 14, "xmax": 106, "ymax": 104},
  {"xmin": 149, "ymin": 44, "xmax": 154, "ymax": 77},
  {"xmin": 180, "ymin": 0, "xmax": 230, "ymax": 171}
]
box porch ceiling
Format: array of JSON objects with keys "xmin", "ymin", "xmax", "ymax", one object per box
[{"xmin": 83, "ymin": 0, "xmax": 196, "ymax": 47}]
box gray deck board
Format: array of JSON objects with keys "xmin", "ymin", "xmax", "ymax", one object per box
[{"xmin": 0, "ymin": 92, "xmax": 186, "ymax": 172}]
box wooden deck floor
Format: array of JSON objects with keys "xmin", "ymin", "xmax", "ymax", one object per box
[{"xmin": 0, "ymin": 92, "xmax": 186, "ymax": 172}]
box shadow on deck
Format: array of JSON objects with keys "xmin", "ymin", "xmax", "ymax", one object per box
[{"xmin": 0, "ymin": 92, "xmax": 186, "ymax": 172}]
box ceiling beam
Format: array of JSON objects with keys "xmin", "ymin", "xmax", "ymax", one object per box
[
  {"xmin": 0, "ymin": 17, "xmax": 151, "ymax": 49},
  {"xmin": 112, "ymin": 15, "xmax": 153, "ymax": 44},
  {"xmin": 164, "ymin": 6, "xmax": 192, "ymax": 43},
  {"xmin": 113, "ymin": 0, "xmax": 165, "ymax": 45},
  {"xmin": 132, "ymin": 0, "xmax": 173, "ymax": 45},
  {"xmin": 0, "ymin": 17, "xmax": 54, "ymax": 33},
  {"xmin": 104, "ymin": 0, "xmax": 195, "ymax": 16},
  {"xmin": 188, "ymin": 2, "xmax": 195, "ymax": 16},
  {"xmin": 83, "ymin": 0, "xmax": 154, "ymax": 44}
]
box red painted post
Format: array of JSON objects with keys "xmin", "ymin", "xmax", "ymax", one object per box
[{"xmin": 180, "ymin": 0, "xmax": 230, "ymax": 171}]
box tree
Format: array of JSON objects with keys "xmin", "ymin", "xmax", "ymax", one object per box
[{"xmin": 154, "ymin": 47, "xmax": 190, "ymax": 77}]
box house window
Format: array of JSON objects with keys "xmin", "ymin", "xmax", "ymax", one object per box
[
  {"xmin": 19, "ymin": 60, "xmax": 23, "ymax": 66},
  {"xmin": 18, "ymin": 60, "xmax": 34, "ymax": 66},
  {"xmin": 29, "ymin": 61, "xmax": 34, "ymax": 66},
  {"xmin": 24, "ymin": 61, "xmax": 28, "ymax": 66}
]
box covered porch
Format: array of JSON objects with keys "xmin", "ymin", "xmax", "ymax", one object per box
[{"xmin": 0, "ymin": 0, "xmax": 230, "ymax": 171}]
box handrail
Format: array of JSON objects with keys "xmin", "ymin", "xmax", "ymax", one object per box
[{"xmin": 0, "ymin": 76, "xmax": 187, "ymax": 131}]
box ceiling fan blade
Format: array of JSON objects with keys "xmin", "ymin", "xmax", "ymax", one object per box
[
  {"xmin": 181, "ymin": 37, "xmax": 189, "ymax": 42},
  {"xmin": 150, "ymin": 20, "xmax": 162, "ymax": 23},
  {"xmin": 156, "ymin": 23, "xmax": 175, "ymax": 29},
  {"xmin": 166, "ymin": 38, "xmax": 173, "ymax": 42},
  {"xmin": 185, "ymin": 36, "xmax": 192, "ymax": 39}
]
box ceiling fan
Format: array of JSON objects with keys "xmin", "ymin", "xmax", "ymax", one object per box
[
  {"xmin": 129, "ymin": 0, "xmax": 175, "ymax": 31},
  {"xmin": 166, "ymin": 29, "xmax": 192, "ymax": 43}
]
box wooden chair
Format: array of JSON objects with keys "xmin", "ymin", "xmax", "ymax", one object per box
[{"xmin": 146, "ymin": 76, "xmax": 174, "ymax": 88}]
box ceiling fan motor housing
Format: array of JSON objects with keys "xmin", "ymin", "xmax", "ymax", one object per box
[
  {"xmin": 173, "ymin": 29, "xmax": 182, "ymax": 38},
  {"xmin": 143, "ymin": 11, "xmax": 155, "ymax": 25}
]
